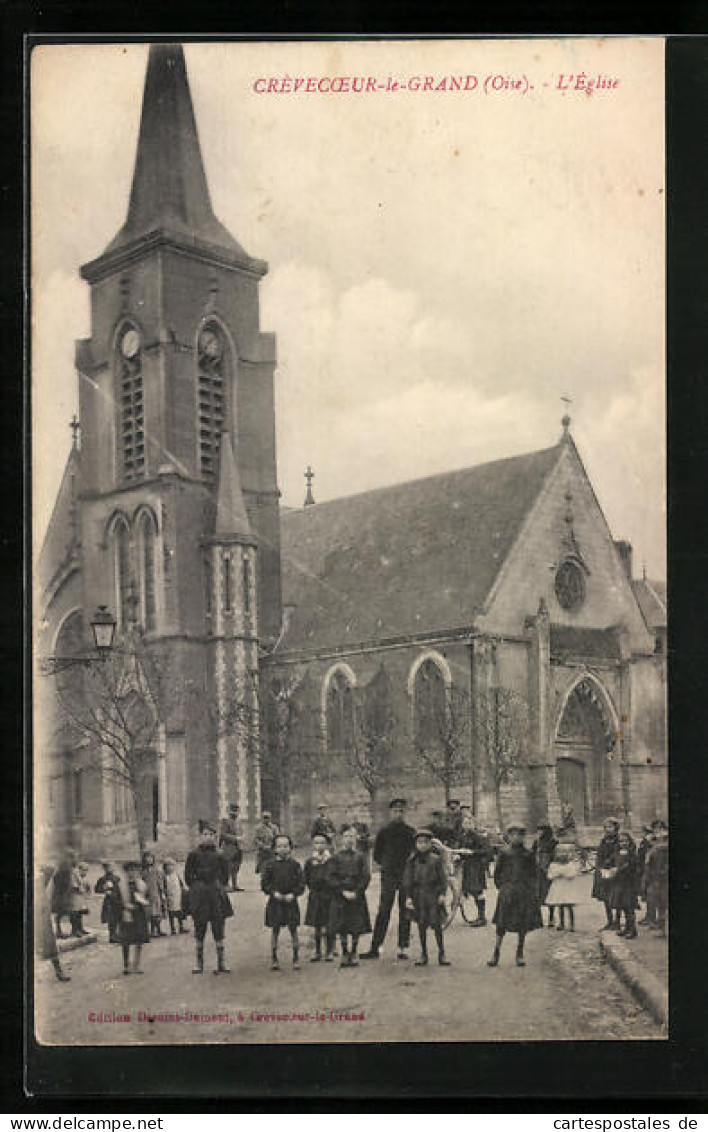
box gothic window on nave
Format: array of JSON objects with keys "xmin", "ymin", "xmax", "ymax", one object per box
[
  {"xmin": 325, "ymin": 670, "xmax": 356, "ymax": 762},
  {"xmin": 112, "ymin": 516, "xmax": 132, "ymax": 631},
  {"xmin": 413, "ymin": 658, "xmax": 448, "ymax": 751}
]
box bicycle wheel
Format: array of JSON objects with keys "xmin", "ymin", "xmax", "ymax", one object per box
[
  {"xmin": 441, "ymin": 878, "xmax": 459, "ymax": 930},
  {"xmin": 459, "ymin": 891, "xmax": 479, "ymax": 924}
]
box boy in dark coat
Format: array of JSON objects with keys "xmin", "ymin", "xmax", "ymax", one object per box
[
  {"xmin": 644, "ymin": 822, "xmax": 668, "ymax": 936},
  {"xmin": 456, "ymin": 813, "xmax": 493, "ymax": 926},
  {"xmin": 185, "ymin": 822, "xmax": 233, "ymax": 974},
  {"xmin": 488, "ymin": 821, "xmax": 543, "ymax": 968},
  {"xmin": 310, "ymin": 804, "xmax": 336, "ymax": 845},
  {"xmin": 592, "ymin": 816, "xmax": 621, "ymax": 929},
  {"xmin": 261, "ymin": 834, "xmax": 305, "ymax": 970},
  {"xmin": 95, "ymin": 861, "xmax": 122, "ymax": 943},
  {"xmin": 532, "ymin": 822, "xmax": 558, "ymax": 924},
  {"xmin": 117, "ymin": 861, "xmax": 150, "ymax": 976},
  {"xmin": 328, "ymin": 825, "xmax": 371, "ymax": 967},
  {"xmin": 403, "ymin": 829, "xmax": 451, "ymax": 967},
  {"xmin": 610, "ymin": 830, "xmax": 639, "ymax": 938},
  {"xmin": 304, "ymin": 833, "xmax": 335, "ymax": 962},
  {"xmin": 361, "ymin": 798, "xmax": 416, "ymax": 961}
]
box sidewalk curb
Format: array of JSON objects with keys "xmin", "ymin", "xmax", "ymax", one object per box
[
  {"xmin": 57, "ymin": 932, "xmax": 99, "ymax": 954},
  {"xmin": 598, "ymin": 934, "xmax": 668, "ymax": 1029}
]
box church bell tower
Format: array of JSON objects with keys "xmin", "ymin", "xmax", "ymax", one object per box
[{"xmin": 73, "ymin": 44, "xmax": 281, "ymax": 842}]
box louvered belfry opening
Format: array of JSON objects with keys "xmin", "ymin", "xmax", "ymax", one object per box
[
  {"xmin": 198, "ymin": 322, "xmax": 227, "ymax": 481},
  {"xmin": 119, "ymin": 338, "xmax": 145, "ymax": 481}
]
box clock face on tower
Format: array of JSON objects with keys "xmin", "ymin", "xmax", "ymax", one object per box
[
  {"xmin": 199, "ymin": 328, "xmax": 222, "ymax": 361},
  {"xmin": 120, "ymin": 327, "xmax": 140, "ymax": 359},
  {"xmin": 554, "ymin": 559, "xmax": 586, "ymax": 611}
]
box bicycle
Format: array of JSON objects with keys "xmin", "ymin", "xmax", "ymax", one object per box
[{"xmin": 433, "ymin": 841, "xmax": 486, "ymax": 929}]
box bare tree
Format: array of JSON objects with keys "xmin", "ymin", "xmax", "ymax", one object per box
[
  {"xmin": 50, "ymin": 632, "xmax": 161, "ymax": 852},
  {"xmin": 261, "ymin": 667, "xmax": 319, "ymax": 831},
  {"xmin": 411, "ymin": 681, "xmax": 472, "ymax": 804},
  {"xmin": 473, "ymin": 685, "xmax": 529, "ymax": 830},
  {"xmin": 345, "ymin": 665, "xmax": 398, "ymax": 814}
]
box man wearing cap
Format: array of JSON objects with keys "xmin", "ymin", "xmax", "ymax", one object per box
[
  {"xmin": 592, "ymin": 816, "xmax": 622, "ymax": 929},
  {"xmin": 361, "ymin": 798, "xmax": 416, "ymax": 960},
  {"xmin": 253, "ymin": 811, "xmax": 279, "ymax": 874},
  {"xmin": 219, "ymin": 804, "xmax": 244, "ymax": 892},
  {"xmin": 185, "ymin": 821, "xmax": 233, "ymax": 975},
  {"xmin": 310, "ymin": 803, "xmax": 336, "ymax": 845}
]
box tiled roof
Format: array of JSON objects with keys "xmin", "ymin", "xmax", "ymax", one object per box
[
  {"xmin": 277, "ymin": 445, "xmax": 561, "ymax": 653},
  {"xmin": 631, "ymin": 578, "xmax": 667, "ymax": 631}
]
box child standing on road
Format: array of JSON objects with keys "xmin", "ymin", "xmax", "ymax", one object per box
[
  {"xmin": 261, "ymin": 834, "xmax": 305, "ymax": 971},
  {"xmin": 328, "ymin": 825, "xmax": 372, "ymax": 968},
  {"xmin": 545, "ymin": 842, "xmax": 584, "ymax": 932},
  {"xmin": 304, "ymin": 833, "xmax": 335, "ymax": 962},
  {"xmin": 70, "ymin": 861, "xmax": 91, "ymax": 937},
  {"xmin": 403, "ymin": 829, "xmax": 451, "ymax": 967},
  {"xmin": 142, "ymin": 851, "xmax": 166, "ymax": 937},
  {"xmin": 163, "ymin": 858, "xmax": 189, "ymax": 935},
  {"xmin": 610, "ymin": 831, "xmax": 639, "ymax": 939},
  {"xmin": 118, "ymin": 861, "xmax": 150, "ymax": 975},
  {"xmin": 488, "ymin": 821, "xmax": 543, "ymax": 968},
  {"xmin": 95, "ymin": 861, "xmax": 122, "ymax": 943}
]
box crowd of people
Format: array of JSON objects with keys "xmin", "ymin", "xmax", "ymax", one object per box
[{"xmin": 36, "ymin": 798, "xmax": 668, "ymax": 983}]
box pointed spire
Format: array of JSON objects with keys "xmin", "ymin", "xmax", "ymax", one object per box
[
  {"xmin": 102, "ymin": 44, "xmax": 246, "ymax": 261},
  {"xmin": 215, "ymin": 429, "xmax": 252, "ymax": 539}
]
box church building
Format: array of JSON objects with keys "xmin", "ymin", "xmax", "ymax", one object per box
[{"xmin": 36, "ymin": 45, "xmax": 667, "ymax": 858}]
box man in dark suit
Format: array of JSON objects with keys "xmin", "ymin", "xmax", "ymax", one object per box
[{"xmin": 360, "ymin": 798, "xmax": 416, "ymax": 961}]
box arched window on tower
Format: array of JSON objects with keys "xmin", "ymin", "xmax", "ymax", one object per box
[
  {"xmin": 326, "ymin": 670, "xmax": 355, "ymax": 761},
  {"xmin": 137, "ymin": 510, "xmax": 158, "ymax": 633},
  {"xmin": 197, "ymin": 322, "xmax": 229, "ymax": 481},
  {"xmin": 116, "ymin": 323, "xmax": 145, "ymax": 482},
  {"xmin": 111, "ymin": 516, "xmax": 132, "ymax": 631},
  {"xmin": 413, "ymin": 658, "xmax": 448, "ymax": 750}
]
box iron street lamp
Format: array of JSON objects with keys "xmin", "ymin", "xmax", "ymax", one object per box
[
  {"xmin": 90, "ymin": 605, "xmax": 117, "ymax": 655},
  {"xmin": 39, "ymin": 605, "xmax": 118, "ymax": 675}
]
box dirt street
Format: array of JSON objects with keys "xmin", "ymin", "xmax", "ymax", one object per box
[{"xmin": 35, "ymin": 866, "xmax": 663, "ymax": 1044}]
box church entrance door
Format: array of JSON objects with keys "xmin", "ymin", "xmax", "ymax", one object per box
[
  {"xmin": 556, "ymin": 757, "xmax": 588, "ymax": 824},
  {"xmin": 554, "ymin": 678, "xmax": 618, "ymax": 826}
]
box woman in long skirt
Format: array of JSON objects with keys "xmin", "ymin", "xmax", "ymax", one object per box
[{"xmin": 488, "ymin": 822, "xmax": 543, "ymax": 968}]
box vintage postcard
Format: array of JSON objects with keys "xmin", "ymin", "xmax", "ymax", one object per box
[{"xmin": 32, "ymin": 37, "xmax": 667, "ymax": 1047}]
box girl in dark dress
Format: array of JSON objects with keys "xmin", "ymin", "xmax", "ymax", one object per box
[
  {"xmin": 610, "ymin": 831, "xmax": 639, "ymax": 938},
  {"xmin": 328, "ymin": 825, "xmax": 372, "ymax": 967},
  {"xmin": 117, "ymin": 861, "xmax": 150, "ymax": 976},
  {"xmin": 403, "ymin": 829, "xmax": 451, "ymax": 967},
  {"xmin": 592, "ymin": 817, "xmax": 621, "ymax": 930},
  {"xmin": 488, "ymin": 822, "xmax": 543, "ymax": 968},
  {"xmin": 304, "ymin": 833, "xmax": 335, "ymax": 962},
  {"xmin": 95, "ymin": 861, "xmax": 122, "ymax": 943},
  {"xmin": 142, "ymin": 851, "xmax": 166, "ymax": 937},
  {"xmin": 532, "ymin": 823, "xmax": 558, "ymax": 926},
  {"xmin": 456, "ymin": 813, "xmax": 493, "ymax": 927},
  {"xmin": 261, "ymin": 834, "xmax": 305, "ymax": 970}
]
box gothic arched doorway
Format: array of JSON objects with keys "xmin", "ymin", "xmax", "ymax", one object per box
[{"xmin": 554, "ymin": 677, "xmax": 619, "ymax": 826}]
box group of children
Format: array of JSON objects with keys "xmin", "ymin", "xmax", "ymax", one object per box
[
  {"xmin": 94, "ymin": 854, "xmax": 190, "ymax": 951},
  {"xmin": 592, "ymin": 816, "xmax": 669, "ymax": 939}
]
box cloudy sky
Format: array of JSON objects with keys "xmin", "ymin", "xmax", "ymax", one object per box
[{"xmin": 32, "ymin": 38, "xmax": 665, "ymax": 576}]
